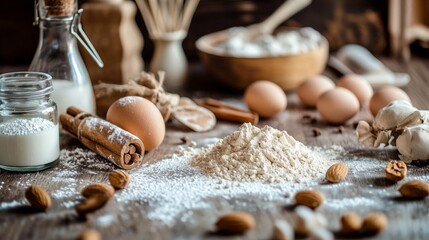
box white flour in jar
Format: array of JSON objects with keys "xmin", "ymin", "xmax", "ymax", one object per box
[
  {"xmin": 192, "ymin": 123, "xmax": 333, "ymax": 183},
  {"xmin": 0, "ymin": 118, "xmax": 59, "ymax": 167}
]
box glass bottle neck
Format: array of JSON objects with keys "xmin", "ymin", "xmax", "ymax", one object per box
[
  {"xmin": 29, "ymin": 17, "xmax": 90, "ymax": 85},
  {"xmin": 38, "ymin": 19, "xmax": 76, "ymax": 47}
]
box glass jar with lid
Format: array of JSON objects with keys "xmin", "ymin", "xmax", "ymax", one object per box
[
  {"xmin": 0, "ymin": 72, "xmax": 59, "ymax": 172},
  {"xmin": 29, "ymin": 0, "xmax": 103, "ymax": 115}
]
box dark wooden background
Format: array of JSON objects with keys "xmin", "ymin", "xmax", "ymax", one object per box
[{"xmin": 0, "ymin": 0, "xmax": 391, "ymax": 66}]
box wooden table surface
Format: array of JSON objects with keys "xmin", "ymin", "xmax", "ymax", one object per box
[{"xmin": 1, "ymin": 58, "xmax": 429, "ymax": 240}]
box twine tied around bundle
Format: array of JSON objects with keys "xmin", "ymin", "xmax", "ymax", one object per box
[{"xmin": 93, "ymin": 71, "xmax": 180, "ymax": 121}]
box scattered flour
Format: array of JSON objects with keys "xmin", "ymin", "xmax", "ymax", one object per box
[
  {"xmin": 118, "ymin": 96, "xmax": 136, "ymax": 106},
  {"xmin": 82, "ymin": 117, "xmax": 129, "ymax": 144},
  {"xmin": 0, "ymin": 126, "xmax": 344, "ymax": 226},
  {"xmin": 325, "ymin": 197, "xmax": 380, "ymax": 211},
  {"xmin": 0, "ymin": 200, "xmax": 24, "ymax": 209},
  {"xmin": 115, "ymin": 148, "xmax": 299, "ymax": 226},
  {"xmin": 192, "ymin": 123, "xmax": 334, "ymax": 183}
]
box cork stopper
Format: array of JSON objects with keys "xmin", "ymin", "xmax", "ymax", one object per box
[{"xmin": 41, "ymin": 0, "xmax": 77, "ymax": 17}]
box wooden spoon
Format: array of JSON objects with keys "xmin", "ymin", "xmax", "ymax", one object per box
[{"xmin": 244, "ymin": 0, "xmax": 312, "ymax": 40}]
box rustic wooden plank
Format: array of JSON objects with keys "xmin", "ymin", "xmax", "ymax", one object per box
[{"xmin": 1, "ymin": 58, "xmax": 429, "ymax": 239}]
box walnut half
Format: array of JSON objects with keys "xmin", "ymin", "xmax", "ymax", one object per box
[{"xmin": 385, "ymin": 160, "xmax": 407, "ymax": 182}]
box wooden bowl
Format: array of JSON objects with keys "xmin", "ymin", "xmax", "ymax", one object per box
[{"xmin": 196, "ymin": 30, "xmax": 329, "ymax": 91}]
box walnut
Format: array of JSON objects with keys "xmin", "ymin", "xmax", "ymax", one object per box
[{"xmin": 385, "ymin": 160, "xmax": 407, "ymax": 182}]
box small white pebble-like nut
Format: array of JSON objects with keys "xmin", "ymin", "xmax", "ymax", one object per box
[
  {"xmin": 293, "ymin": 206, "xmax": 313, "ymax": 235},
  {"xmin": 356, "ymin": 121, "xmax": 376, "ymax": 147},
  {"xmin": 397, "ymin": 124, "xmax": 429, "ymax": 162},
  {"xmin": 309, "ymin": 227, "xmax": 334, "ymax": 240},
  {"xmin": 373, "ymin": 100, "xmax": 417, "ymax": 131},
  {"xmin": 293, "ymin": 206, "xmax": 328, "ymax": 235},
  {"xmin": 273, "ymin": 219, "xmax": 294, "ymax": 240}
]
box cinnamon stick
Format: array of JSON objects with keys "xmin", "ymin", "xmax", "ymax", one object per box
[
  {"xmin": 60, "ymin": 106, "xmax": 145, "ymax": 170},
  {"xmin": 195, "ymin": 98, "xmax": 259, "ymax": 124}
]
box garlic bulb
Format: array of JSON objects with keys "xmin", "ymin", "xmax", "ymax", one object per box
[
  {"xmin": 357, "ymin": 98, "xmax": 429, "ymax": 162},
  {"xmin": 397, "ymin": 124, "xmax": 429, "ymax": 162}
]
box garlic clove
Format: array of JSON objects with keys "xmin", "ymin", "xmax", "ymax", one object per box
[
  {"xmin": 374, "ymin": 131, "xmax": 391, "ymax": 147},
  {"xmin": 356, "ymin": 121, "xmax": 376, "ymax": 147},
  {"xmin": 397, "ymin": 110, "xmax": 429, "ymax": 129}
]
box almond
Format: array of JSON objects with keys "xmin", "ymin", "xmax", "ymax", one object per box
[
  {"xmin": 78, "ymin": 229, "xmax": 102, "ymax": 240},
  {"xmin": 294, "ymin": 189, "xmax": 324, "ymax": 209},
  {"xmin": 108, "ymin": 170, "xmax": 131, "ymax": 189},
  {"xmin": 398, "ymin": 180, "xmax": 429, "ymax": 198},
  {"xmin": 325, "ymin": 163, "xmax": 348, "ymax": 183},
  {"xmin": 25, "ymin": 185, "xmax": 51, "ymax": 211},
  {"xmin": 362, "ymin": 212, "xmax": 388, "ymax": 234},
  {"xmin": 75, "ymin": 194, "xmax": 110, "ymax": 216},
  {"xmin": 340, "ymin": 212, "xmax": 362, "ymax": 234},
  {"xmin": 81, "ymin": 183, "xmax": 115, "ymax": 199},
  {"xmin": 215, "ymin": 211, "xmax": 255, "ymax": 234},
  {"xmin": 385, "ymin": 160, "xmax": 407, "ymax": 182}
]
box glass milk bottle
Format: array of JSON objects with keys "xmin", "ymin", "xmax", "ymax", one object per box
[
  {"xmin": 29, "ymin": 0, "xmax": 103, "ymax": 115},
  {"xmin": 0, "ymin": 72, "xmax": 59, "ymax": 172}
]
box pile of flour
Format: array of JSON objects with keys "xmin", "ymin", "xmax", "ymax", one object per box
[{"xmin": 192, "ymin": 123, "xmax": 333, "ymax": 183}]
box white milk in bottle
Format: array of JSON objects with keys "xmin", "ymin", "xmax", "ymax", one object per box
[{"xmin": 51, "ymin": 80, "xmax": 96, "ymax": 115}]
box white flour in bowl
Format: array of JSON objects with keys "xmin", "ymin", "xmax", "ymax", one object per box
[{"xmin": 217, "ymin": 27, "xmax": 323, "ymax": 57}]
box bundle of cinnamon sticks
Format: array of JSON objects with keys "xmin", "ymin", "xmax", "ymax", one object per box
[{"xmin": 60, "ymin": 106, "xmax": 145, "ymax": 170}]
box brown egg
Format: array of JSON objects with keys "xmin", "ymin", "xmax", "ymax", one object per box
[
  {"xmin": 316, "ymin": 87, "xmax": 360, "ymax": 124},
  {"xmin": 297, "ymin": 75, "xmax": 335, "ymax": 107},
  {"xmin": 244, "ymin": 80, "xmax": 287, "ymax": 118},
  {"xmin": 336, "ymin": 74, "xmax": 373, "ymax": 107},
  {"xmin": 106, "ymin": 96, "xmax": 165, "ymax": 150},
  {"xmin": 369, "ymin": 86, "xmax": 411, "ymax": 116}
]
